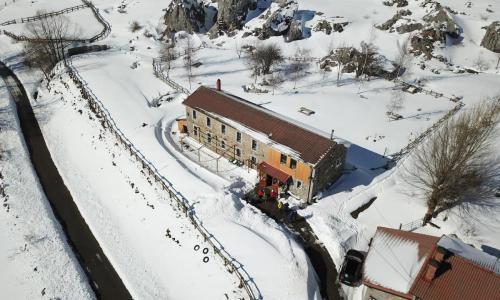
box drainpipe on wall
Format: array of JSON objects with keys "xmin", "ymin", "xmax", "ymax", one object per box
[{"xmin": 307, "ymin": 167, "xmax": 316, "ymax": 204}]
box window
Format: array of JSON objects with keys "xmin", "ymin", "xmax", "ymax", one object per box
[
  {"xmin": 289, "ymin": 158, "xmax": 297, "ymax": 169},
  {"xmin": 236, "ymin": 148, "xmax": 241, "ymax": 157},
  {"xmin": 236, "ymin": 131, "xmax": 242, "ymax": 143},
  {"xmin": 296, "ymin": 180, "xmax": 303, "ymax": 189},
  {"xmin": 220, "ymin": 140, "xmax": 226, "ymax": 149},
  {"xmin": 193, "ymin": 126, "xmax": 198, "ymax": 136},
  {"xmin": 280, "ymin": 153, "xmax": 287, "ymax": 165},
  {"xmin": 251, "ymin": 156, "xmax": 257, "ymax": 165},
  {"xmin": 251, "ymin": 139, "xmax": 257, "ymax": 151},
  {"xmin": 221, "ymin": 124, "xmax": 226, "ymax": 134},
  {"xmin": 207, "ymin": 133, "xmax": 212, "ymax": 143},
  {"xmin": 192, "ymin": 109, "xmax": 197, "ymax": 119},
  {"xmin": 206, "ymin": 117, "xmax": 211, "ymax": 127}
]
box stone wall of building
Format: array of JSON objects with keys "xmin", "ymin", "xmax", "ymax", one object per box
[
  {"xmin": 184, "ymin": 106, "xmax": 345, "ymax": 203},
  {"xmin": 311, "ymin": 144, "xmax": 347, "ymax": 199},
  {"xmin": 186, "ymin": 107, "xmax": 268, "ymax": 168}
]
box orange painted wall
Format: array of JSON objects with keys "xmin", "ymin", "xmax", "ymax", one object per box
[
  {"xmin": 267, "ymin": 148, "xmax": 312, "ymax": 182},
  {"xmin": 176, "ymin": 118, "xmax": 187, "ymax": 133}
]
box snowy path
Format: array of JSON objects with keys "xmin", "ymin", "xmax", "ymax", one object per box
[
  {"xmin": 66, "ymin": 51, "xmax": 321, "ymax": 300},
  {"xmin": 0, "ymin": 61, "xmax": 131, "ymax": 299}
]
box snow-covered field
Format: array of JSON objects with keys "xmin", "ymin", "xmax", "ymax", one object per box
[
  {"xmin": 0, "ymin": 69, "xmax": 93, "ymax": 299},
  {"xmin": 1, "ymin": 0, "xmax": 499, "ymax": 299}
]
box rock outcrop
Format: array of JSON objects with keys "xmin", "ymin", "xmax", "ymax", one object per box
[
  {"xmin": 163, "ymin": 0, "xmax": 214, "ymax": 36},
  {"xmin": 213, "ymin": 0, "xmax": 256, "ymax": 33},
  {"xmin": 481, "ymin": 22, "xmax": 500, "ymax": 53}
]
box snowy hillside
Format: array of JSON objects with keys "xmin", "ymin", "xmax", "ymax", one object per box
[{"xmin": 1, "ymin": 0, "xmax": 499, "ymax": 299}]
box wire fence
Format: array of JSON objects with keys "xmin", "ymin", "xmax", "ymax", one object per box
[
  {"xmin": 1, "ymin": 0, "xmax": 111, "ymax": 43},
  {"xmin": 66, "ymin": 59, "xmax": 260, "ymax": 300}
]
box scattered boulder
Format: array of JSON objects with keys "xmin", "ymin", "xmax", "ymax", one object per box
[
  {"xmin": 286, "ymin": 19, "xmax": 303, "ymax": 42},
  {"xmin": 314, "ymin": 20, "xmax": 332, "ymax": 35},
  {"xmin": 481, "ymin": 21, "xmax": 500, "ymax": 53},
  {"xmin": 422, "ymin": 2, "xmax": 460, "ymax": 38},
  {"xmin": 383, "ymin": 0, "xmax": 408, "ymax": 7},
  {"xmin": 376, "ymin": 9, "xmax": 412, "ymax": 31},
  {"xmin": 332, "ymin": 22, "xmax": 348, "ymax": 33},
  {"xmin": 259, "ymin": 0, "xmax": 299, "ymax": 39},
  {"xmin": 396, "ymin": 22, "xmax": 423, "ymax": 33}
]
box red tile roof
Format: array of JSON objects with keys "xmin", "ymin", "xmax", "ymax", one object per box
[
  {"xmin": 410, "ymin": 244, "xmax": 500, "ymax": 300},
  {"xmin": 364, "ymin": 227, "xmax": 500, "ymax": 300},
  {"xmin": 182, "ymin": 86, "xmax": 338, "ymax": 164}
]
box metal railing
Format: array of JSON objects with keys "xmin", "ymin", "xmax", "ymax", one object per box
[
  {"xmin": 152, "ymin": 57, "xmax": 190, "ymax": 95},
  {"xmin": 66, "ymin": 59, "xmax": 260, "ymax": 300},
  {"xmin": 399, "ymin": 218, "xmax": 424, "ymax": 232}
]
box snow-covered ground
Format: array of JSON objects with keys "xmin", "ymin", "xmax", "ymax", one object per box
[
  {"xmin": 0, "ymin": 0, "xmax": 103, "ymax": 38},
  {"xmin": 0, "ymin": 70, "xmax": 94, "ymax": 299},
  {"xmin": 1, "ymin": 0, "xmax": 499, "ymax": 299}
]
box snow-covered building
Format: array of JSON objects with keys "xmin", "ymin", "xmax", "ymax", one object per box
[
  {"xmin": 180, "ymin": 81, "xmax": 346, "ymax": 202},
  {"xmin": 362, "ymin": 227, "xmax": 500, "ymax": 300}
]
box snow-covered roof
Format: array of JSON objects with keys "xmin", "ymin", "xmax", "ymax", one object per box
[
  {"xmin": 437, "ymin": 235, "xmax": 500, "ymax": 275},
  {"xmin": 362, "ymin": 227, "xmax": 439, "ymax": 295}
]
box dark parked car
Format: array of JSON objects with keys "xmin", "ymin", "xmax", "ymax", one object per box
[{"xmin": 339, "ymin": 249, "xmax": 365, "ymax": 286}]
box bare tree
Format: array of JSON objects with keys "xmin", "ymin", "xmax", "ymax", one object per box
[
  {"xmin": 24, "ymin": 12, "xmax": 80, "ymax": 68},
  {"xmin": 405, "ymin": 99, "xmax": 500, "ymax": 223},
  {"xmin": 235, "ymin": 39, "xmax": 244, "ymax": 59},
  {"xmin": 23, "ymin": 42, "xmax": 53, "ymax": 82},
  {"xmin": 394, "ymin": 36, "xmax": 412, "ymax": 80},
  {"xmin": 267, "ymin": 72, "xmax": 284, "ymax": 95},
  {"xmin": 355, "ymin": 41, "xmax": 382, "ymax": 79},
  {"xmin": 331, "ymin": 44, "xmax": 352, "ymax": 86},
  {"xmin": 473, "ymin": 55, "xmax": 490, "ymax": 71},
  {"xmin": 160, "ymin": 39, "xmax": 176, "ymax": 77},
  {"xmin": 289, "ymin": 47, "xmax": 311, "ymax": 89},
  {"xmin": 386, "ymin": 87, "xmax": 405, "ymax": 120},
  {"xmin": 183, "ymin": 35, "xmax": 197, "ymax": 89},
  {"xmin": 247, "ymin": 43, "xmax": 284, "ymax": 76}
]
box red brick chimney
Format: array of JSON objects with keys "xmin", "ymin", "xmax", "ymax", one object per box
[
  {"xmin": 424, "ymin": 259, "xmax": 440, "ymax": 281},
  {"xmin": 216, "ymin": 79, "xmax": 221, "ymax": 91}
]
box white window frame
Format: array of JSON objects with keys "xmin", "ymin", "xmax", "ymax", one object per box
[
  {"xmin": 221, "ymin": 124, "xmax": 226, "ymax": 135},
  {"xmin": 206, "ymin": 116, "xmax": 211, "ymax": 127},
  {"xmin": 207, "ymin": 132, "xmax": 212, "ymax": 143},
  {"xmin": 220, "ymin": 140, "xmax": 226, "ymax": 149},
  {"xmin": 193, "ymin": 126, "xmax": 198, "ymax": 136},
  {"xmin": 235, "ymin": 147, "xmax": 241, "ymax": 157},
  {"xmin": 236, "ymin": 131, "xmax": 242, "ymax": 143},
  {"xmin": 192, "ymin": 109, "xmax": 197, "ymax": 119},
  {"xmin": 251, "ymin": 156, "xmax": 257, "ymax": 165},
  {"xmin": 289, "ymin": 158, "xmax": 297, "ymax": 169}
]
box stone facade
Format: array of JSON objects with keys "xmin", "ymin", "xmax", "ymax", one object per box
[{"xmin": 184, "ymin": 105, "xmax": 346, "ymax": 203}]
